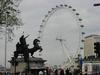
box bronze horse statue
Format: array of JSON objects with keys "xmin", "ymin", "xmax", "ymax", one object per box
[
  {"xmin": 14, "ymin": 35, "xmax": 42, "ymax": 62},
  {"xmin": 29, "ymin": 39, "xmax": 42, "ymax": 57}
]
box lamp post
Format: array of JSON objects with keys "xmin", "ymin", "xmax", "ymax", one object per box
[
  {"xmin": 1, "ymin": 0, "xmax": 8, "ymax": 73},
  {"xmin": 93, "ymin": 3, "xmax": 100, "ymax": 6},
  {"xmin": 4, "ymin": 11, "xmax": 9, "ymax": 74}
]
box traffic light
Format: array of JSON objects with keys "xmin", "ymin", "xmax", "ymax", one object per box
[{"xmin": 94, "ymin": 42, "xmax": 100, "ymax": 57}]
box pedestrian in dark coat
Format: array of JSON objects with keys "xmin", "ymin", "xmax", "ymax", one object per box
[
  {"xmin": 65, "ymin": 68, "xmax": 69, "ymax": 75},
  {"xmin": 54, "ymin": 69, "xmax": 58, "ymax": 75},
  {"xmin": 60, "ymin": 69, "xmax": 64, "ymax": 75}
]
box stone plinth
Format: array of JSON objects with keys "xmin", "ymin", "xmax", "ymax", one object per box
[{"xmin": 9, "ymin": 57, "xmax": 47, "ymax": 73}]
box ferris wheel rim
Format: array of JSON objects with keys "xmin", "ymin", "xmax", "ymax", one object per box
[{"xmin": 37, "ymin": 4, "xmax": 85, "ymax": 58}]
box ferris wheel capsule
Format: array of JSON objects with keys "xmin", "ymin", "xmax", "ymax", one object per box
[
  {"xmin": 48, "ymin": 11, "xmax": 51, "ymax": 13},
  {"xmin": 64, "ymin": 4, "xmax": 68, "ymax": 7},
  {"xmin": 45, "ymin": 15, "xmax": 48, "ymax": 17},
  {"xmin": 82, "ymin": 32, "xmax": 85, "ymax": 35},
  {"xmin": 38, "ymin": 30, "xmax": 42, "ymax": 33},
  {"xmin": 40, "ymin": 25, "xmax": 43, "ymax": 27},
  {"xmin": 56, "ymin": 5, "xmax": 59, "ymax": 8},
  {"xmin": 79, "ymin": 18, "xmax": 82, "ymax": 21},
  {"xmin": 80, "ymin": 25, "xmax": 84, "ymax": 28},
  {"xmin": 72, "ymin": 9, "xmax": 76, "ymax": 11},
  {"xmin": 76, "ymin": 13, "xmax": 80, "ymax": 15},
  {"xmin": 60, "ymin": 4, "xmax": 63, "ymax": 7},
  {"xmin": 52, "ymin": 8, "xmax": 55, "ymax": 10},
  {"xmin": 68, "ymin": 6, "xmax": 72, "ymax": 8},
  {"xmin": 42, "ymin": 20, "xmax": 45, "ymax": 22}
]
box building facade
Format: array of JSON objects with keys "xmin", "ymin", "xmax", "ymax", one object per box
[
  {"xmin": 84, "ymin": 35, "xmax": 100, "ymax": 57},
  {"xmin": 82, "ymin": 61, "xmax": 100, "ymax": 75}
]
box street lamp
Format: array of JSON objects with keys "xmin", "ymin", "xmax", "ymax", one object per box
[
  {"xmin": 4, "ymin": 11, "xmax": 9, "ymax": 74},
  {"xmin": 93, "ymin": 3, "xmax": 100, "ymax": 6}
]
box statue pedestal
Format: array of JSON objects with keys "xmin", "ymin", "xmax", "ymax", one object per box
[{"xmin": 9, "ymin": 57, "xmax": 47, "ymax": 75}]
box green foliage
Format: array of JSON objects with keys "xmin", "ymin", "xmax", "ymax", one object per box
[
  {"xmin": 0, "ymin": 0, "xmax": 22, "ymax": 26},
  {"xmin": 0, "ymin": 0, "xmax": 22, "ymax": 40}
]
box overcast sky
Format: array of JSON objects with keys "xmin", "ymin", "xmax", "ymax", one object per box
[{"xmin": 0, "ymin": 0, "xmax": 100, "ymax": 68}]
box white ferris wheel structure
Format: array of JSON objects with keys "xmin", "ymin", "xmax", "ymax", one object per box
[{"xmin": 37, "ymin": 4, "xmax": 85, "ymax": 68}]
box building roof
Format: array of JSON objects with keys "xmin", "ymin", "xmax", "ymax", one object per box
[{"xmin": 85, "ymin": 34, "xmax": 100, "ymax": 38}]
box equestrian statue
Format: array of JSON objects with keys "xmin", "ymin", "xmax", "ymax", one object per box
[{"xmin": 14, "ymin": 35, "xmax": 43, "ymax": 62}]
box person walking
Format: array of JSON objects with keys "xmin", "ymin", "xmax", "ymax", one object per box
[{"xmin": 60, "ymin": 69, "xmax": 64, "ymax": 75}]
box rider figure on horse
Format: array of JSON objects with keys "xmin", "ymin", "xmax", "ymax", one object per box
[
  {"xmin": 14, "ymin": 34, "xmax": 43, "ymax": 61},
  {"xmin": 19, "ymin": 35, "xmax": 29, "ymax": 49}
]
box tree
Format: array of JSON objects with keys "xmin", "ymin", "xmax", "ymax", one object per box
[{"xmin": 0, "ymin": 0, "xmax": 22, "ymax": 40}]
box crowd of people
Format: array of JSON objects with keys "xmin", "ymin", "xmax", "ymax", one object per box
[{"xmin": 38, "ymin": 67, "xmax": 81, "ymax": 75}]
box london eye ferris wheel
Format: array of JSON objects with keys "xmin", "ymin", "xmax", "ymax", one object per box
[{"xmin": 37, "ymin": 4, "xmax": 85, "ymax": 67}]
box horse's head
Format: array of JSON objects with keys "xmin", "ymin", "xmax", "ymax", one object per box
[
  {"xmin": 33, "ymin": 39, "xmax": 40, "ymax": 46},
  {"xmin": 33, "ymin": 39, "xmax": 43, "ymax": 52}
]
